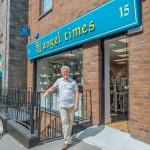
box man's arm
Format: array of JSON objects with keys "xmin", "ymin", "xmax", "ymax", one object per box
[
  {"xmin": 74, "ymin": 90, "xmax": 79, "ymax": 112},
  {"xmin": 44, "ymin": 86, "xmax": 57, "ymax": 99}
]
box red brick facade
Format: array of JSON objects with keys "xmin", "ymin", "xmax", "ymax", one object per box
[
  {"xmin": 27, "ymin": 0, "xmax": 105, "ymax": 89},
  {"xmin": 27, "ymin": 0, "xmax": 150, "ymax": 144},
  {"xmin": 83, "ymin": 40, "xmax": 102, "ymax": 125},
  {"xmin": 128, "ymin": 0, "xmax": 150, "ymax": 144}
]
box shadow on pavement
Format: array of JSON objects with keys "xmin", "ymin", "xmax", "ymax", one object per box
[
  {"xmin": 75, "ymin": 125, "xmax": 105, "ymax": 139},
  {"xmin": 69, "ymin": 125, "xmax": 105, "ymax": 150}
]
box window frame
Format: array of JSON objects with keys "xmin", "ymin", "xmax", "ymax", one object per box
[{"xmin": 40, "ymin": 0, "xmax": 52, "ymax": 16}]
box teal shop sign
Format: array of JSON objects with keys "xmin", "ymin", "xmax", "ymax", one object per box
[{"xmin": 27, "ymin": 0, "xmax": 141, "ymax": 60}]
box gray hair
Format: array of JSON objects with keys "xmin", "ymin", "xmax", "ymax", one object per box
[{"xmin": 61, "ymin": 66, "xmax": 70, "ymax": 72}]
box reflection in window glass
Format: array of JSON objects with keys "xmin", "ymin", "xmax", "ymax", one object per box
[
  {"xmin": 36, "ymin": 48, "xmax": 83, "ymax": 92},
  {"xmin": 37, "ymin": 48, "xmax": 83, "ymax": 116},
  {"xmin": 41, "ymin": 0, "xmax": 52, "ymax": 15}
]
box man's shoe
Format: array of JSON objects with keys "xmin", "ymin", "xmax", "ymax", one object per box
[{"xmin": 62, "ymin": 143, "xmax": 71, "ymax": 150}]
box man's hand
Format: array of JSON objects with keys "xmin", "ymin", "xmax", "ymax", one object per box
[
  {"xmin": 74, "ymin": 104, "xmax": 78, "ymax": 112},
  {"xmin": 44, "ymin": 86, "xmax": 57, "ymax": 100},
  {"xmin": 44, "ymin": 92, "xmax": 48, "ymax": 100}
]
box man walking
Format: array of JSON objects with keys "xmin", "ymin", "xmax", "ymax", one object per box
[{"xmin": 44, "ymin": 66, "xmax": 79, "ymax": 150}]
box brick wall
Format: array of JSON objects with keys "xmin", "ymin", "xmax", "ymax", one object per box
[
  {"xmin": 83, "ymin": 40, "xmax": 102, "ymax": 125},
  {"xmin": 27, "ymin": 0, "xmax": 150, "ymax": 143},
  {"xmin": 27, "ymin": 0, "xmax": 106, "ymax": 90},
  {"xmin": 27, "ymin": 60, "xmax": 35, "ymax": 90},
  {"xmin": 28, "ymin": 0, "xmax": 106, "ymax": 43},
  {"xmin": 129, "ymin": 0, "xmax": 150, "ymax": 144},
  {"xmin": 8, "ymin": 0, "xmax": 28, "ymax": 89},
  {"xmin": 0, "ymin": 0, "xmax": 28, "ymax": 89}
]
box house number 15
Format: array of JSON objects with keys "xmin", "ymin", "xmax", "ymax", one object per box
[{"xmin": 119, "ymin": 4, "xmax": 130, "ymax": 18}]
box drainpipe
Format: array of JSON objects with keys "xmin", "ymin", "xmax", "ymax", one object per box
[{"xmin": 3, "ymin": 0, "xmax": 9, "ymax": 89}]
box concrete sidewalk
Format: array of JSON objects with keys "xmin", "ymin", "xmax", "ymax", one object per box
[
  {"xmin": 75, "ymin": 125, "xmax": 150, "ymax": 150},
  {"xmin": 0, "ymin": 125, "xmax": 150, "ymax": 150},
  {"xmin": 0, "ymin": 133, "xmax": 102, "ymax": 150}
]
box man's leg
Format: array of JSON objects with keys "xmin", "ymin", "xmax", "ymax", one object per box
[
  {"xmin": 67, "ymin": 106, "xmax": 74, "ymax": 142},
  {"xmin": 59, "ymin": 106, "xmax": 74, "ymax": 144}
]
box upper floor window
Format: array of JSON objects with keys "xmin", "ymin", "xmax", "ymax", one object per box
[{"xmin": 41, "ymin": 0, "xmax": 52, "ymax": 15}]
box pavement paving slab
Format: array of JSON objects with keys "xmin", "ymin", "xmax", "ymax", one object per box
[
  {"xmin": 0, "ymin": 125, "xmax": 150, "ymax": 150},
  {"xmin": 75, "ymin": 125, "xmax": 150, "ymax": 150},
  {"xmin": 0, "ymin": 133, "xmax": 103, "ymax": 150}
]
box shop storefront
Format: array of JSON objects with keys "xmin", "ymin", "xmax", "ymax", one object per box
[
  {"xmin": 27, "ymin": 0, "xmax": 150, "ymax": 144},
  {"xmin": 36, "ymin": 48, "xmax": 83, "ymax": 117}
]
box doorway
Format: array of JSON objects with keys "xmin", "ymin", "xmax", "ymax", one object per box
[{"xmin": 104, "ymin": 34, "xmax": 129, "ymax": 132}]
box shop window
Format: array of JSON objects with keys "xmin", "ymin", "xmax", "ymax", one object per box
[
  {"xmin": 41, "ymin": 0, "xmax": 52, "ymax": 15},
  {"xmin": 36, "ymin": 48, "xmax": 83, "ymax": 116},
  {"xmin": 36, "ymin": 48, "xmax": 83, "ymax": 92}
]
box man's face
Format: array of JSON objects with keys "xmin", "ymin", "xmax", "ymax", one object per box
[{"xmin": 61, "ymin": 69, "xmax": 70, "ymax": 80}]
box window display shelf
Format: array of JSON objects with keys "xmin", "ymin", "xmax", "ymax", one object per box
[{"xmin": 110, "ymin": 78, "xmax": 128, "ymax": 114}]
